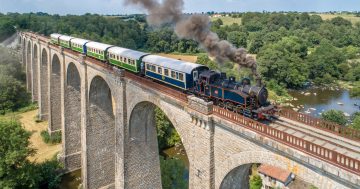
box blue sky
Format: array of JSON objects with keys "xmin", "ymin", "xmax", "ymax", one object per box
[{"xmin": 1, "ymin": 0, "xmax": 359, "ymax": 15}]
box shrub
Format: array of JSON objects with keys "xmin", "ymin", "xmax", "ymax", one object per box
[
  {"xmin": 41, "ymin": 130, "xmax": 62, "ymax": 144},
  {"xmin": 321, "ymin": 110, "xmax": 348, "ymax": 126}
]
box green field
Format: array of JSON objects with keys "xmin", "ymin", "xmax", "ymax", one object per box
[
  {"xmin": 210, "ymin": 16, "xmax": 242, "ymax": 26},
  {"xmin": 211, "ymin": 14, "xmax": 360, "ymax": 26},
  {"xmin": 315, "ymin": 13, "xmax": 360, "ymax": 25}
]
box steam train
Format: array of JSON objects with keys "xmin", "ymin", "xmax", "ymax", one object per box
[{"xmin": 51, "ymin": 33, "xmax": 276, "ymax": 120}]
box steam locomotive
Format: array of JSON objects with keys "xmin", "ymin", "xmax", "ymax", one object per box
[{"xmin": 51, "ymin": 33, "xmax": 276, "ymax": 120}]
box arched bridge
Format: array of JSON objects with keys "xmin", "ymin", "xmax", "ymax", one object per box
[{"xmin": 19, "ymin": 32, "xmax": 360, "ymax": 189}]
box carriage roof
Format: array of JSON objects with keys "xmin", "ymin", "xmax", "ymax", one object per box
[
  {"xmin": 108, "ymin": 46, "xmax": 149, "ymax": 60},
  {"xmin": 142, "ymin": 55, "xmax": 208, "ymax": 74}
]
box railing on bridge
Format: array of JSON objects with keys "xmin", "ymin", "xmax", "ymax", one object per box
[
  {"xmin": 278, "ymin": 108, "xmax": 360, "ymax": 141},
  {"xmin": 213, "ymin": 106, "xmax": 360, "ymax": 176}
]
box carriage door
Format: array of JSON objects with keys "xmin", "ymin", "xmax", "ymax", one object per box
[{"xmin": 193, "ymin": 71, "xmax": 198, "ymax": 88}]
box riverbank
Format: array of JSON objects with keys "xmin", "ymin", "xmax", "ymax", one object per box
[{"xmin": 0, "ymin": 109, "xmax": 62, "ymax": 163}]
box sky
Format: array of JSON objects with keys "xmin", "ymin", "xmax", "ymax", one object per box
[{"xmin": 0, "ymin": 0, "xmax": 359, "ymax": 15}]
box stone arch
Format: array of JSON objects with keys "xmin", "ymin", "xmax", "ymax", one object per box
[
  {"xmin": 49, "ymin": 54, "xmax": 62, "ymax": 132},
  {"xmin": 40, "ymin": 48, "xmax": 49, "ymax": 119},
  {"xmin": 87, "ymin": 76, "xmax": 115, "ymax": 188},
  {"xmin": 126, "ymin": 100, "xmax": 190, "ymax": 189},
  {"xmin": 26, "ymin": 40, "xmax": 32, "ymax": 91},
  {"xmin": 217, "ymin": 151, "xmax": 338, "ymax": 189},
  {"xmin": 64, "ymin": 62, "xmax": 82, "ymax": 171},
  {"xmin": 32, "ymin": 43, "xmax": 39, "ymax": 101}
]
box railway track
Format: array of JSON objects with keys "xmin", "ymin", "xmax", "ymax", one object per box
[{"xmin": 268, "ymin": 116, "xmax": 360, "ymax": 160}]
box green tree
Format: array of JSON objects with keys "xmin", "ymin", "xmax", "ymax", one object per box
[
  {"xmin": 156, "ymin": 108, "xmax": 181, "ymax": 151},
  {"xmin": 227, "ymin": 31, "xmax": 247, "ymax": 48},
  {"xmin": 160, "ymin": 157, "xmax": 188, "ymax": 189},
  {"xmin": 196, "ymin": 54, "xmax": 218, "ymax": 70},
  {"xmin": 0, "ymin": 119, "xmax": 37, "ymax": 188},
  {"xmin": 321, "ymin": 110, "xmax": 347, "ymax": 126},
  {"xmin": 0, "ymin": 76, "xmax": 31, "ymax": 114},
  {"xmin": 307, "ymin": 40, "xmax": 346, "ymax": 84},
  {"xmin": 258, "ymin": 36, "xmax": 309, "ymax": 88},
  {"xmin": 350, "ymin": 86, "xmax": 360, "ymax": 97},
  {"xmin": 249, "ymin": 174, "xmax": 262, "ymax": 189},
  {"xmin": 0, "ymin": 120, "xmax": 62, "ymax": 188}
]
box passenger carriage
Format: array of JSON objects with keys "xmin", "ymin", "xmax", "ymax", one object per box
[
  {"xmin": 50, "ymin": 33, "xmax": 62, "ymax": 45},
  {"xmin": 86, "ymin": 42, "xmax": 113, "ymax": 61},
  {"xmin": 71, "ymin": 38, "xmax": 90, "ymax": 54},
  {"xmin": 59, "ymin": 35, "xmax": 74, "ymax": 49},
  {"xmin": 107, "ymin": 47, "xmax": 149, "ymax": 73},
  {"xmin": 142, "ymin": 55, "xmax": 209, "ymax": 90}
]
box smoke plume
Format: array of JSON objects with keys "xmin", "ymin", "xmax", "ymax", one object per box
[{"xmin": 125, "ymin": 0, "xmax": 261, "ymax": 83}]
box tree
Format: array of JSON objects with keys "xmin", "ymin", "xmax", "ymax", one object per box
[
  {"xmin": 0, "ymin": 119, "xmax": 37, "ymax": 188},
  {"xmin": 0, "ymin": 76, "xmax": 31, "ymax": 114},
  {"xmin": 257, "ymin": 36, "xmax": 309, "ymax": 88},
  {"xmin": 0, "ymin": 120, "xmax": 62, "ymax": 188},
  {"xmin": 249, "ymin": 174, "xmax": 262, "ymax": 189},
  {"xmin": 156, "ymin": 108, "xmax": 181, "ymax": 151},
  {"xmin": 350, "ymin": 115, "xmax": 360, "ymax": 130},
  {"xmin": 321, "ymin": 110, "xmax": 347, "ymax": 126},
  {"xmin": 307, "ymin": 40, "xmax": 346, "ymax": 84},
  {"xmin": 196, "ymin": 54, "xmax": 218, "ymax": 70},
  {"xmin": 160, "ymin": 157, "xmax": 188, "ymax": 189},
  {"xmin": 227, "ymin": 31, "xmax": 247, "ymax": 48}
]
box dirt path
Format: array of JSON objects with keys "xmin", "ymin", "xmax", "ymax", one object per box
[{"xmin": 19, "ymin": 110, "xmax": 62, "ymax": 163}]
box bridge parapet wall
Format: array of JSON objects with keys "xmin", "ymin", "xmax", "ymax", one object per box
[{"xmin": 212, "ymin": 107, "xmax": 360, "ymax": 189}]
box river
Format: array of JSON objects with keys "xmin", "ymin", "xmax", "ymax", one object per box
[{"xmin": 288, "ymin": 88, "xmax": 360, "ymax": 118}]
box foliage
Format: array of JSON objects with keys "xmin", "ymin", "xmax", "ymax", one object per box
[
  {"xmin": 0, "ymin": 47, "xmax": 30, "ymax": 114},
  {"xmin": 40, "ymin": 130, "xmax": 62, "ymax": 144},
  {"xmin": 0, "ymin": 119, "xmax": 62, "ymax": 188},
  {"xmin": 249, "ymin": 174, "xmax": 262, "ymax": 189},
  {"xmin": 160, "ymin": 157, "xmax": 188, "ymax": 189},
  {"xmin": 321, "ymin": 110, "xmax": 348, "ymax": 126},
  {"xmin": 196, "ymin": 54, "xmax": 218, "ymax": 70},
  {"xmin": 265, "ymin": 79, "xmax": 289, "ymax": 96},
  {"xmin": 0, "ymin": 119, "xmax": 36, "ymax": 188},
  {"xmin": 350, "ymin": 113, "xmax": 360, "ymax": 130},
  {"xmin": 258, "ymin": 36, "xmax": 308, "ymax": 88},
  {"xmin": 350, "ymin": 86, "xmax": 360, "ymax": 97},
  {"xmin": 309, "ymin": 185, "xmax": 319, "ymax": 189},
  {"xmin": 155, "ymin": 108, "xmax": 181, "ymax": 151}
]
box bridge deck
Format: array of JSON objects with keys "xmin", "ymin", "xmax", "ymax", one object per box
[{"xmin": 270, "ymin": 118, "xmax": 360, "ymax": 160}]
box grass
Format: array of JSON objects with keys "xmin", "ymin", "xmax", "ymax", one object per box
[
  {"xmin": 0, "ymin": 108, "xmax": 62, "ymax": 163},
  {"xmin": 314, "ymin": 13, "xmax": 360, "ymax": 25},
  {"xmin": 210, "ymin": 16, "xmax": 242, "ymax": 26},
  {"xmin": 41, "ymin": 130, "xmax": 62, "ymax": 144}
]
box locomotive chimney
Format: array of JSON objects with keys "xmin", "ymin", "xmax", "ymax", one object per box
[{"xmin": 229, "ymin": 76, "xmax": 236, "ymax": 82}]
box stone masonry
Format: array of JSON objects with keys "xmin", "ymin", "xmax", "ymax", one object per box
[{"xmin": 21, "ymin": 32, "xmax": 360, "ymax": 189}]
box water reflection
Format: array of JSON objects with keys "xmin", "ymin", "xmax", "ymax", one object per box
[{"xmin": 288, "ymin": 88, "xmax": 360, "ymax": 117}]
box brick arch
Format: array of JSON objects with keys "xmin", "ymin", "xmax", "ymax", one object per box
[
  {"xmin": 126, "ymin": 98, "xmax": 191, "ymax": 189},
  {"xmin": 26, "ymin": 40, "xmax": 32, "ymax": 91},
  {"xmin": 216, "ymin": 150, "xmax": 340, "ymax": 189},
  {"xmin": 32, "ymin": 43, "xmax": 39, "ymax": 101},
  {"xmin": 49, "ymin": 53, "xmax": 62, "ymax": 132},
  {"xmin": 63, "ymin": 62, "xmax": 82, "ymax": 171},
  {"xmin": 87, "ymin": 75, "xmax": 115, "ymax": 188},
  {"xmin": 39, "ymin": 48, "xmax": 49, "ymax": 119}
]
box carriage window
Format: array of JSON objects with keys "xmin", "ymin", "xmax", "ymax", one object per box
[
  {"xmin": 179, "ymin": 73, "xmax": 184, "ymax": 81},
  {"xmin": 176, "ymin": 72, "xmax": 179, "ymax": 79},
  {"xmin": 132, "ymin": 60, "xmax": 135, "ymax": 65},
  {"xmin": 158, "ymin": 67, "xmax": 162, "ymax": 74},
  {"xmin": 152, "ymin": 65, "xmax": 156, "ymax": 72},
  {"xmin": 164, "ymin": 69, "xmax": 169, "ymax": 76},
  {"xmin": 146, "ymin": 64, "xmax": 150, "ymax": 70},
  {"xmin": 171, "ymin": 71, "xmax": 176, "ymax": 78},
  {"xmin": 124, "ymin": 58, "xmax": 127, "ymax": 63}
]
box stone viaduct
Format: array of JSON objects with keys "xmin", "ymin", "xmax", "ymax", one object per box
[{"xmin": 19, "ymin": 32, "xmax": 360, "ymax": 189}]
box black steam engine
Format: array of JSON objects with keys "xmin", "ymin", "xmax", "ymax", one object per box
[{"xmin": 193, "ymin": 70, "xmax": 276, "ymax": 120}]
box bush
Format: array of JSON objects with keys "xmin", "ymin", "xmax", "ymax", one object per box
[
  {"xmin": 249, "ymin": 174, "xmax": 262, "ymax": 189},
  {"xmin": 350, "ymin": 86, "xmax": 360, "ymax": 97},
  {"xmin": 41, "ymin": 130, "xmax": 62, "ymax": 144},
  {"xmin": 321, "ymin": 110, "xmax": 348, "ymax": 126}
]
